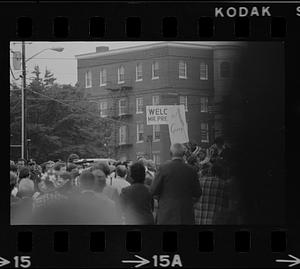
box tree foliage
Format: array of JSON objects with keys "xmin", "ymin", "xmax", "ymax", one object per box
[{"xmin": 10, "ymin": 66, "xmax": 114, "ymax": 163}]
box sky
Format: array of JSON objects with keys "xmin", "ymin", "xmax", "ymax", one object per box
[{"xmin": 10, "ymin": 41, "xmax": 159, "ymax": 86}]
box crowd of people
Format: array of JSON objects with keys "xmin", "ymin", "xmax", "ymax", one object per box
[{"xmin": 10, "ymin": 137, "xmax": 240, "ymax": 225}]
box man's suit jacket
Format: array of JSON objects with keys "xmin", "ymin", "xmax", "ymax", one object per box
[{"xmin": 150, "ymin": 158, "xmax": 202, "ymax": 224}]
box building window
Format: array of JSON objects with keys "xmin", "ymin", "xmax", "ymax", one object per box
[
  {"xmin": 119, "ymin": 98, "xmax": 127, "ymax": 115},
  {"xmin": 201, "ymin": 123, "xmax": 209, "ymax": 143},
  {"xmin": 152, "ymin": 61, "xmax": 159, "ymax": 79},
  {"xmin": 85, "ymin": 70, "xmax": 92, "ymax": 88},
  {"xmin": 153, "ymin": 125, "xmax": 160, "ymax": 141},
  {"xmin": 179, "ymin": 61, "xmax": 187, "ymax": 79},
  {"xmin": 152, "ymin": 95, "xmax": 160, "ymax": 105},
  {"xmin": 100, "ymin": 101, "xmax": 108, "ymax": 117},
  {"xmin": 136, "ymin": 97, "xmax": 143, "ymax": 114},
  {"xmin": 136, "ymin": 63, "xmax": 143, "ymax": 81},
  {"xmin": 153, "ymin": 152, "xmax": 161, "ymax": 165},
  {"xmin": 118, "ymin": 65, "xmax": 125, "ymax": 84},
  {"xmin": 99, "ymin": 68, "xmax": 107, "ymax": 86},
  {"xmin": 220, "ymin": 61, "xmax": 231, "ymax": 78},
  {"xmin": 179, "ymin": 96, "xmax": 188, "ymax": 112},
  {"xmin": 200, "ymin": 62, "xmax": 208, "ymax": 80},
  {"xmin": 137, "ymin": 123, "xmax": 144, "ymax": 143},
  {"xmin": 119, "ymin": 125, "xmax": 127, "ymax": 145},
  {"xmin": 200, "ymin": 97, "xmax": 208, "ymax": 112}
]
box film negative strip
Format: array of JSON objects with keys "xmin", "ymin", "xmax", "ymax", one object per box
[{"xmin": 2, "ymin": 0, "xmax": 300, "ymax": 268}]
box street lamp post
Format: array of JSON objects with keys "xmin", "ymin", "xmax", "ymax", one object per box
[{"xmin": 20, "ymin": 42, "xmax": 64, "ymax": 160}]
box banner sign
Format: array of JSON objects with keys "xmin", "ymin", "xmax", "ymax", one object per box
[
  {"xmin": 167, "ymin": 105, "xmax": 189, "ymax": 144},
  {"xmin": 146, "ymin": 105, "xmax": 169, "ymax": 125},
  {"xmin": 146, "ymin": 105, "xmax": 189, "ymax": 144}
]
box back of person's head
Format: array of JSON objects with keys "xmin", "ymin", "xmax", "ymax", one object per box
[
  {"xmin": 90, "ymin": 162, "xmax": 110, "ymax": 177},
  {"xmin": 79, "ymin": 170, "xmax": 95, "ymax": 190},
  {"xmin": 92, "ymin": 169, "xmax": 106, "ymax": 192},
  {"xmin": 18, "ymin": 178, "xmax": 35, "ymax": 198},
  {"xmin": 116, "ymin": 165, "xmax": 127, "ymax": 178},
  {"xmin": 19, "ymin": 167, "xmax": 30, "ymax": 179},
  {"xmin": 170, "ymin": 143, "xmax": 186, "ymax": 158},
  {"xmin": 130, "ymin": 162, "xmax": 145, "ymax": 184},
  {"xmin": 137, "ymin": 157, "xmax": 147, "ymax": 167}
]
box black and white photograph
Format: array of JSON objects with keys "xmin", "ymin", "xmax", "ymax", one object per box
[{"xmin": 10, "ymin": 41, "xmax": 285, "ymax": 225}]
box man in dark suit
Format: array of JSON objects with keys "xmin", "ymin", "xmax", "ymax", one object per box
[{"xmin": 150, "ymin": 143, "xmax": 202, "ymax": 224}]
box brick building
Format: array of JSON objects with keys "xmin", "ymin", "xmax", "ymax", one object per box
[{"xmin": 76, "ymin": 42, "xmax": 244, "ymax": 164}]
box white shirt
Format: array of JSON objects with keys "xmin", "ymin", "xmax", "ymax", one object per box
[{"xmin": 110, "ymin": 176, "xmax": 130, "ymax": 195}]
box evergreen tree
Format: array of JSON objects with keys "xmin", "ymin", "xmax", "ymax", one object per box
[{"xmin": 44, "ymin": 68, "xmax": 56, "ymax": 88}]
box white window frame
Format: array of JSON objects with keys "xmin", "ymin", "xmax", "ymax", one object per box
[
  {"xmin": 200, "ymin": 97, "xmax": 208, "ymax": 113},
  {"xmin": 100, "ymin": 101, "xmax": 108, "ymax": 117},
  {"xmin": 179, "ymin": 61, "xmax": 187, "ymax": 79},
  {"xmin": 118, "ymin": 98, "xmax": 127, "ymax": 116},
  {"xmin": 136, "ymin": 123, "xmax": 144, "ymax": 143},
  {"xmin": 179, "ymin": 96, "xmax": 188, "ymax": 112},
  {"xmin": 119, "ymin": 125, "xmax": 127, "ymax": 145},
  {"xmin": 136, "ymin": 63, "xmax": 143, "ymax": 82},
  {"xmin": 100, "ymin": 68, "xmax": 107, "ymax": 86},
  {"xmin": 153, "ymin": 125, "xmax": 160, "ymax": 142},
  {"xmin": 136, "ymin": 97, "xmax": 143, "ymax": 114},
  {"xmin": 152, "ymin": 95, "xmax": 160, "ymax": 105},
  {"xmin": 118, "ymin": 65, "xmax": 125, "ymax": 84},
  {"xmin": 201, "ymin": 123, "xmax": 209, "ymax": 143},
  {"xmin": 152, "ymin": 61, "xmax": 159, "ymax": 80},
  {"xmin": 85, "ymin": 70, "xmax": 92, "ymax": 88},
  {"xmin": 200, "ymin": 62, "xmax": 208, "ymax": 80}
]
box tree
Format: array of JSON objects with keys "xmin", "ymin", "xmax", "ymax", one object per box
[
  {"xmin": 10, "ymin": 68, "xmax": 115, "ymax": 163},
  {"xmin": 44, "ymin": 68, "xmax": 56, "ymax": 88}
]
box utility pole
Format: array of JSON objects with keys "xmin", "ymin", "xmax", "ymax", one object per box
[{"xmin": 21, "ymin": 41, "xmax": 27, "ymax": 160}]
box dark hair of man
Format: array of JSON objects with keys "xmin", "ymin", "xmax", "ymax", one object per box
[
  {"xmin": 79, "ymin": 170, "xmax": 95, "ymax": 190},
  {"xmin": 130, "ymin": 162, "xmax": 145, "ymax": 184},
  {"xmin": 116, "ymin": 165, "xmax": 127, "ymax": 178},
  {"xmin": 19, "ymin": 167, "xmax": 30, "ymax": 179},
  {"xmin": 90, "ymin": 162, "xmax": 110, "ymax": 177}
]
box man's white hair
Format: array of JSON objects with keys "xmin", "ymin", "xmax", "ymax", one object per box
[{"xmin": 170, "ymin": 143, "xmax": 186, "ymax": 158}]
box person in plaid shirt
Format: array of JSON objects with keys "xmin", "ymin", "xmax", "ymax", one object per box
[{"xmin": 194, "ymin": 162, "xmax": 229, "ymax": 225}]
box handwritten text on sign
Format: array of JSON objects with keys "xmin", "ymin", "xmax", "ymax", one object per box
[{"xmin": 146, "ymin": 106, "xmax": 169, "ymax": 125}]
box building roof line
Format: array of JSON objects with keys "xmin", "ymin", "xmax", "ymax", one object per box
[{"xmin": 75, "ymin": 42, "xmax": 223, "ymax": 60}]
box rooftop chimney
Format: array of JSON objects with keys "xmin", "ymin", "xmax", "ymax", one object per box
[{"xmin": 96, "ymin": 46, "xmax": 109, "ymax": 53}]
